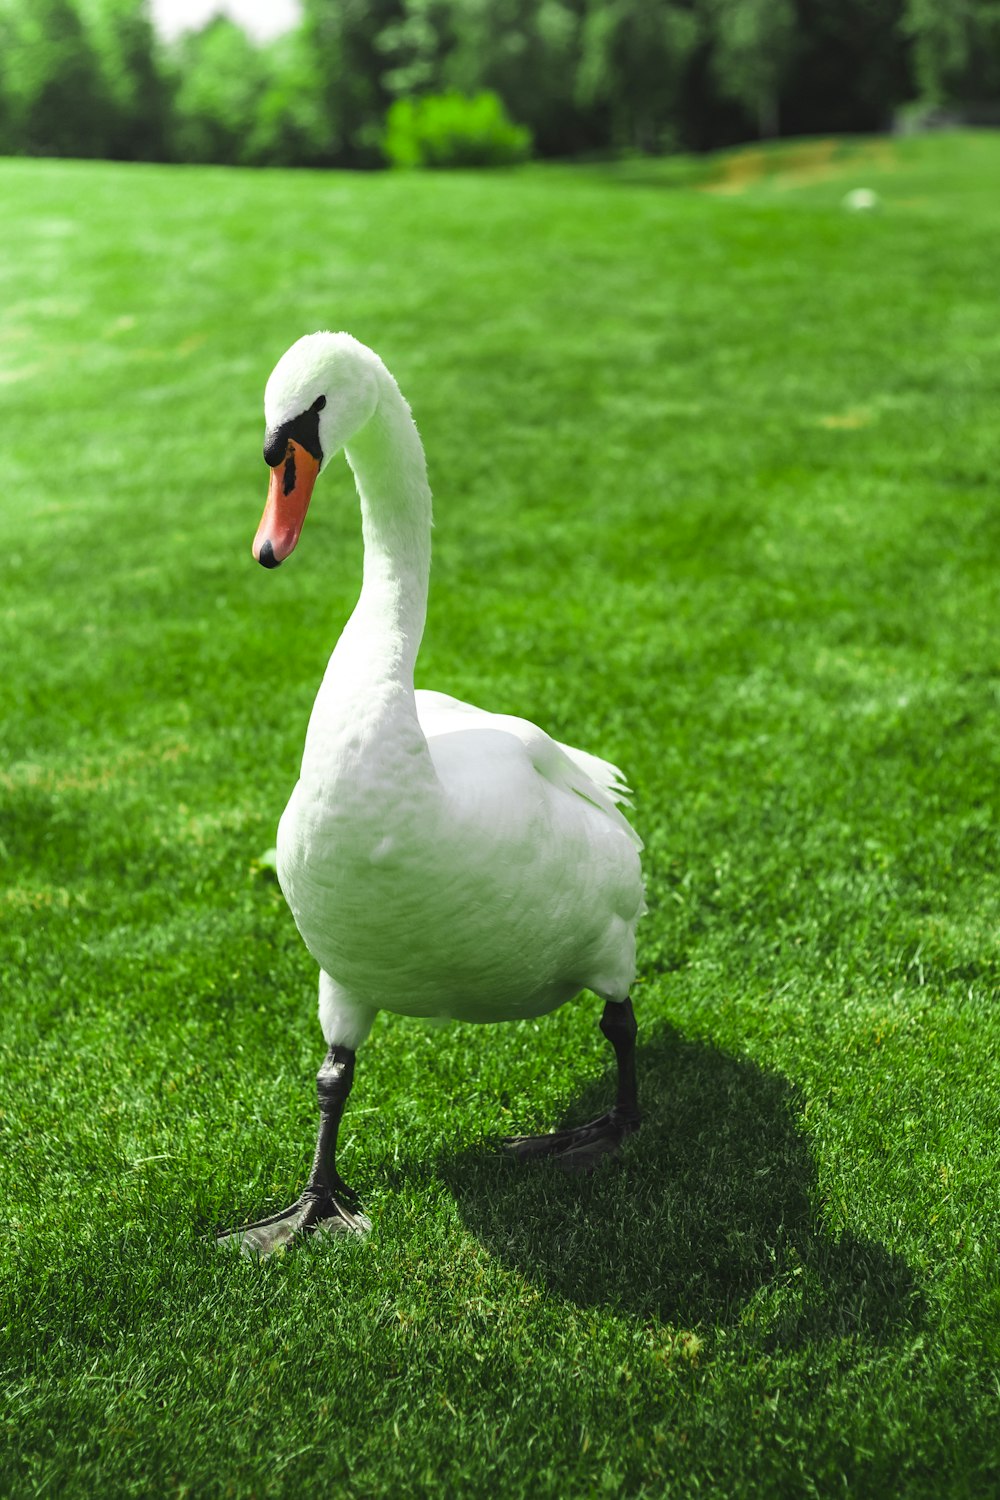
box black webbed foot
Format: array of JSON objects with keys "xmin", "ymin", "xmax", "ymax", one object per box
[
  {"xmin": 216, "ymin": 1043, "xmax": 364, "ymax": 1258},
  {"xmin": 217, "ymin": 1189, "xmax": 370, "ymax": 1257},
  {"xmin": 502, "ymin": 996, "xmax": 641, "ymax": 1173},
  {"xmin": 502, "ymin": 1107, "xmax": 640, "ymax": 1173}
]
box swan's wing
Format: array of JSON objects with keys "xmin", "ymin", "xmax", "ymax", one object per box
[
  {"xmin": 415, "ymin": 689, "xmax": 489, "ymax": 735},
  {"xmin": 415, "ymin": 689, "xmax": 643, "ymax": 851}
]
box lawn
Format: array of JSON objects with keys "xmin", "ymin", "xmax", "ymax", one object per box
[{"xmin": 1, "ymin": 130, "xmax": 998, "ymax": 1497}]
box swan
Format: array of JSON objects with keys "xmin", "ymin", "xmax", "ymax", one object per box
[{"xmin": 218, "ymin": 332, "xmax": 645, "ymax": 1256}]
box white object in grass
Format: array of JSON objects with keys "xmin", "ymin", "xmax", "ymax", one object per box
[{"xmin": 842, "ymin": 187, "xmax": 880, "ymax": 212}]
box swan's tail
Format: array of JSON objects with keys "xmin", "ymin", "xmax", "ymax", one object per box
[
  {"xmin": 557, "ymin": 742, "xmax": 633, "ymax": 807},
  {"xmin": 553, "ymin": 740, "xmax": 643, "ymax": 851}
]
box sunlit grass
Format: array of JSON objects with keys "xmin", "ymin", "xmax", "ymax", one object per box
[{"xmin": 1, "ymin": 133, "xmax": 999, "ymax": 1497}]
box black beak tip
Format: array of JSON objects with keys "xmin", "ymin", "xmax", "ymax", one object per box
[{"xmin": 258, "ymin": 539, "xmax": 281, "ymax": 569}]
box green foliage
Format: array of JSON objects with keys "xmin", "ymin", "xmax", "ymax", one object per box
[
  {"xmin": 376, "ymin": 0, "xmax": 457, "ymax": 98},
  {"xmin": 902, "ymin": 0, "xmax": 973, "ymax": 104},
  {"xmin": 577, "ymin": 0, "xmax": 698, "ymax": 151},
  {"xmin": 0, "ymin": 1, "xmax": 1000, "ymax": 171},
  {"xmin": 245, "ymin": 30, "xmax": 338, "ymax": 168},
  {"xmin": 0, "ymin": 0, "xmax": 110, "ymax": 156},
  {"xmin": 703, "ymin": 0, "xmax": 796, "ymax": 137},
  {"xmin": 382, "ymin": 88, "xmax": 531, "ymax": 167},
  {"xmin": 78, "ymin": 0, "xmax": 168, "ymax": 160},
  {"xmin": 777, "ymin": 0, "xmax": 910, "ymax": 138},
  {"xmin": 439, "ymin": 0, "xmax": 590, "ymax": 157},
  {"xmin": 902, "ymin": 0, "xmax": 1000, "ymax": 107},
  {"xmin": 168, "ymin": 16, "xmax": 266, "ymax": 166},
  {"xmin": 301, "ymin": 0, "xmax": 402, "ymax": 166}
]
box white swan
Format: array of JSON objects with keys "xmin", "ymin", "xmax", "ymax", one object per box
[{"xmin": 219, "ymin": 332, "xmax": 645, "ymax": 1255}]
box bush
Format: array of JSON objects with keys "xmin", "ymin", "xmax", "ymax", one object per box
[{"xmin": 382, "ymin": 89, "xmax": 532, "ymax": 168}]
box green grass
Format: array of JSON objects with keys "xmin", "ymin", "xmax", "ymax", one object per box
[{"xmin": 1, "ymin": 129, "xmax": 998, "ymax": 1497}]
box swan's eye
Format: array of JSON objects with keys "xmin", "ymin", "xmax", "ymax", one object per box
[{"xmin": 263, "ymin": 397, "xmax": 326, "ymax": 467}]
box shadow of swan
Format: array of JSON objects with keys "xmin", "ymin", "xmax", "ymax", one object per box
[{"xmin": 436, "ymin": 1023, "xmax": 921, "ymax": 1343}]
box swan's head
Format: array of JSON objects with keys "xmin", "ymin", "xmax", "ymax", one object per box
[{"xmin": 252, "ymin": 331, "xmax": 380, "ymax": 568}]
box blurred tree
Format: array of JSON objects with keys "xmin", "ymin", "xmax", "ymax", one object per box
[
  {"xmin": 169, "ymin": 15, "xmax": 266, "ymax": 165},
  {"xmin": 439, "ymin": 0, "xmax": 590, "ymax": 157},
  {"xmin": 902, "ymin": 0, "xmax": 972, "ymax": 104},
  {"xmin": 79, "ymin": 0, "xmax": 169, "ymax": 160},
  {"xmin": 576, "ymin": 0, "xmax": 698, "ymax": 152},
  {"xmin": 301, "ymin": 0, "xmax": 403, "ymax": 165},
  {"xmin": 246, "ymin": 28, "xmax": 338, "ymax": 165},
  {"xmin": 376, "ymin": 0, "xmax": 456, "ymax": 98},
  {"xmin": 962, "ymin": 1, "xmax": 1000, "ymax": 107},
  {"xmin": 0, "ymin": 0, "xmax": 112, "ymax": 155},
  {"xmin": 4, "ymin": 0, "xmax": 994, "ymax": 170},
  {"xmin": 702, "ymin": 0, "xmax": 795, "ymax": 137},
  {"xmin": 779, "ymin": 0, "xmax": 908, "ymax": 136},
  {"xmin": 0, "ymin": 6, "xmax": 14, "ymax": 151},
  {"xmin": 901, "ymin": 0, "xmax": 1000, "ymax": 108}
]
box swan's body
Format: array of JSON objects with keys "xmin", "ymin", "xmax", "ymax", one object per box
[
  {"xmin": 220, "ymin": 332, "xmax": 644, "ymax": 1255},
  {"xmin": 280, "ymin": 687, "xmax": 643, "ymax": 1036}
]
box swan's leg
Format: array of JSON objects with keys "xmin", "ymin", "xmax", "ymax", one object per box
[
  {"xmin": 502, "ymin": 996, "xmax": 641, "ymax": 1171},
  {"xmin": 217, "ymin": 1044, "xmax": 369, "ymax": 1256}
]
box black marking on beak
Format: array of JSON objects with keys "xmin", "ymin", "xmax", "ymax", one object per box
[
  {"xmin": 258, "ymin": 539, "xmax": 280, "ymax": 569},
  {"xmin": 282, "ymin": 447, "xmax": 297, "ymax": 495}
]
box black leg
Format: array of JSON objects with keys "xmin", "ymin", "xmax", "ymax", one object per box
[
  {"xmin": 503, "ymin": 996, "xmax": 641, "ymax": 1170},
  {"xmin": 600, "ymin": 994, "xmax": 641, "ymax": 1131},
  {"xmin": 307, "ymin": 1045, "xmax": 357, "ymax": 1205},
  {"xmin": 217, "ymin": 1044, "xmax": 369, "ymax": 1256}
]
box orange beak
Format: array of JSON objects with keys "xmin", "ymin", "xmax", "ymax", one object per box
[{"xmin": 252, "ymin": 439, "xmax": 321, "ymax": 568}]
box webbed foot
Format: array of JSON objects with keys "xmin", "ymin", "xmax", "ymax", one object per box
[
  {"xmin": 502, "ymin": 1107, "xmax": 640, "ymax": 1173},
  {"xmin": 502, "ymin": 996, "xmax": 641, "ymax": 1173},
  {"xmin": 217, "ymin": 1190, "xmax": 370, "ymax": 1258},
  {"xmin": 217, "ymin": 1042, "xmax": 366, "ymax": 1258}
]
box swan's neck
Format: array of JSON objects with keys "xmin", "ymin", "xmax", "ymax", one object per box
[
  {"xmin": 348, "ymin": 375, "xmax": 431, "ymax": 678},
  {"xmin": 300, "ymin": 367, "xmax": 432, "ymax": 787}
]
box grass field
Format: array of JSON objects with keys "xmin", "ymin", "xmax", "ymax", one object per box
[{"xmin": 1, "ymin": 130, "xmax": 998, "ymax": 1497}]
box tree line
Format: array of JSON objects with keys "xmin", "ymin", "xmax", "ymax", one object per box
[{"xmin": 1, "ymin": 0, "xmax": 998, "ymax": 168}]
